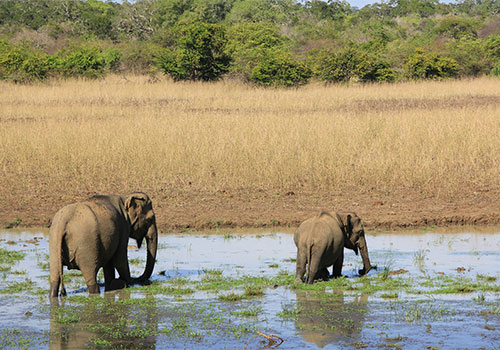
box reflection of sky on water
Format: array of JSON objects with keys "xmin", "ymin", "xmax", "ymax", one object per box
[
  {"xmin": 2, "ymin": 229, "xmax": 500, "ymax": 286},
  {"xmin": 1, "ymin": 229, "xmax": 499, "ymax": 349}
]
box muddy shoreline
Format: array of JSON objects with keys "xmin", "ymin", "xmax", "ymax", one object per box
[{"xmin": 2, "ymin": 190, "xmax": 499, "ymax": 233}]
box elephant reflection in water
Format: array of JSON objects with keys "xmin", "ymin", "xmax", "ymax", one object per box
[
  {"xmin": 49, "ymin": 289, "xmax": 158, "ymax": 350},
  {"xmin": 294, "ymin": 290, "xmax": 368, "ymax": 348}
]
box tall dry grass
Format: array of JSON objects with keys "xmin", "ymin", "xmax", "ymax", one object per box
[{"xmin": 1, "ymin": 76, "xmax": 500, "ymax": 201}]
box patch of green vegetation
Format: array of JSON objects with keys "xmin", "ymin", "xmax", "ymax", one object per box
[
  {"xmin": 135, "ymin": 280, "xmax": 195, "ymax": 296},
  {"xmin": 0, "ymin": 329, "xmax": 34, "ymax": 350},
  {"xmin": 473, "ymin": 293, "xmax": 486, "ymax": 304},
  {"xmin": 4, "ymin": 218, "xmax": 22, "ymax": 229},
  {"xmin": 0, "ymin": 278, "xmax": 35, "ymax": 294},
  {"xmin": 277, "ymin": 303, "xmax": 301, "ymax": 320},
  {"xmin": 477, "ymin": 274, "xmax": 497, "ymax": 282},
  {"xmin": 413, "ymin": 249, "xmax": 428, "ymax": 274},
  {"xmin": 202, "ymin": 268, "xmax": 223, "ymax": 276},
  {"xmin": 128, "ymin": 258, "xmax": 143, "ymax": 266},
  {"xmin": 218, "ymin": 292, "xmax": 243, "ymax": 302},
  {"xmin": 268, "ymin": 263, "xmax": 279, "ymax": 268},
  {"xmin": 243, "ymin": 285, "xmax": 264, "ymax": 297},
  {"xmin": 384, "ymin": 335, "xmax": 408, "ymax": 341},
  {"xmin": 88, "ymin": 338, "xmax": 112, "ymax": 347},
  {"xmin": 0, "ymin": 248, "xmax": 25, "ymax": 265},
  {"xmin": 232, "ymin": 305, "xmax": 262, "ymax": 317},
  {"xmin": 397, "ymin": 301, "xmax": 454, "ymax": 323},
  {"xmin": 53, "ymin": 308, "xmax": 81, "ymax": 324},
  {"xmin": 347, "ymin": 341, "xmax": 368, "ymax": 348},
  {"xmin": 381, "ymin": 292, "xmax": 399, "ymax": 299}
]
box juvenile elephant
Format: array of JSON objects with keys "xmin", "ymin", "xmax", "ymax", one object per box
[
  {"xmin": 49, "ymin": 192, "xmax": 158, "ymax": 297},
  {"xmin": 294, "ymin": 211, "xmax": 374, "ymax": 284}
]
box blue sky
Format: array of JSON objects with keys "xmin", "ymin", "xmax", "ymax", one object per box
[{"xmin": 347, "ymin": 0, "xmax": 456, "ymax": 8}]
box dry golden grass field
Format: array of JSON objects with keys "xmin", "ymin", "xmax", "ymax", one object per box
[{"xmin": 1, "ymin": 76, "xmax": 500, "ymax": 232}]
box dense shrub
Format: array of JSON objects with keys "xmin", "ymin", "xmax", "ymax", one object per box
[
  {"xmin": 404, "ymin": 49, "xmax": 458, "ymax": 80},
  {"xmin": 0, "ymin": 41, "xmax": 55, "ymax": 82},
  {"xmin": 102, "ymin": 48, "xmax": 122, "ymax": 72},
  {"xmin": 315, "ymin": 48, "xmax": 359, "ymax": 83},
  {"xmin": 491, "ymin": 62, "xmax": 500, "ymax": 77},
  {"xmin": 446, "ymin": 35, "xmax": 490, "ymax": 76},
  {"xmin": 249, "ymin": 50, "xmax": 311, "ymax": 87},
  {"xmin": 356, "ymin": 58, "xmax": 396, "ymax": 83},
  {"xmin": 156, "ymin": 22, "xmax": 231, "ymax": 81},
  {"xmin": 57, "ymin": 46, "xmax": 107, "ymax": 78},
  {"xmin": 226, "ymin": 22, "xmax": 287, "ymax": 79}
]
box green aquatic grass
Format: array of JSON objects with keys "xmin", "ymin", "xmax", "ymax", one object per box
[
  {"xmin": 381, "ymin": 292, "xmax": 399, "ymax": 299},
  {"xmin": 277, "ymin": 303, "xmax": 301, "ymax": 320},
  {"xmin": 218, "ymin": 292, "xmax": 243, "ymax": 302},
  {"xmin": 243, "ymin": 285, "xmax": 264, "ymax": 297},
  {"xmin": 0, "ymin": 248, "xmax": 25, "ymax": 265},
  {"xmin": 0, "ymin": 279, "xmax": 35, "ymax": 294},
  {"xmin": 477, "ymin": 274, "xmax": 497, "ymax": 282},
  {"xmin": 231, "ymin": 305, "xmax": 262, "ymax": 317}
]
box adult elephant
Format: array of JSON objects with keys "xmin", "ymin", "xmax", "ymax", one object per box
[
  {"xmin": 294, "ymin": 211, "xmax": 374, "ymax": 284},
  {"xmin": 49, "ymin": 192, "xmax": 158, "ymax": 297}
]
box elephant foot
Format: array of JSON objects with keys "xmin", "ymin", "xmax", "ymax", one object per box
[
  {"xmin": 359, "ymin": 265, "xmax": 376, "ymax": 276},
  {"xmin": 106, "ymin": 279, "xmax": 126, "ymax": 291},
  {"xmin": 88, "ymin": 283, "xmax": 100, "ymax": 294}
]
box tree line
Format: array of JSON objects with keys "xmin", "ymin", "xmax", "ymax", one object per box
[{"xmin": 1, "ymin": 0, "xmax": 500, "ymax": 85}]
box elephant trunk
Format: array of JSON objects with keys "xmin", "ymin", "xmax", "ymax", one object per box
[
  {"xmin": 358, "ymin": 236, "xmax": 373, "ymax": 276},
  {"xmin": 136, "ymin": 221, "xmax": 158, "ymax": 283}
]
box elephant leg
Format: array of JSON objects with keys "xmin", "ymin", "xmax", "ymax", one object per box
[
  {"xmin": 306, "ymin": 253, "xmax": 322, "ymax": 284},
  {"xmin": 113, "ymin": 241, "xmax": 132, "ymax": 285},
  {"xmin": 295, "ymin": 250, "xmax": 307, "ymax": 283},
  {"xmin": 332, "ymin": 250, "xmax": 344, "ymax": 278},
  {"xmin": 103, "ymin": 261, "xmax": 116, "ymax": 291},
  {"xmin": 317, "ymin": 267, "xmax": 330, "ymax": 281},
  {"xmin": 81, "ymin": 267, "xmax": 100, "ymax": 294}
]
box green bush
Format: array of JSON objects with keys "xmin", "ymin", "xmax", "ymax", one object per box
[
  {"xmin": 435, "ymin": 17, "xmax": 478, "ymax": 39},
  {"xmin": 315, "ymin": 48, "xmax": 362, "ymax": 83},
  {"xmin": 156, "ymin": 22, "xmax": 231, "ymax": 81},
  {"xmin": 102, "ymin": 48, "xmax": 122, "ymax": 72},
  {"xmin": 249, "ymin": 50, "xmax": 311, "ymax": 87},
  {"xmin": 356, "ymin": 58, "xmax": 396, "ymax": 83},
  {"xmin": 226, "ymin": 22, "xmax": 287, "ymax": 79},
  {"xmin": 404, "ymin": 49, "xmax": 458, "ymax": 80},
  {"xmin": 0, "ymin": 41, "xmax": 54, "ymax": 82},
  {"xmin": 57, "ymin": 46, "xmax": 107, "ymax": 79},
  {"xmin": 491, "ymin": 62, "xmax": 500, "ymax": 77},
  {"xmin": 446, "ymin": 35, "xmax": 489, "ymax": 77},
  {"xmin": 120, "ymin": 42, "xmax": 161, "ymax": 74},
  {"xmin": 483, "ymin": 35, "xmax": 500, "ymax": 62}
]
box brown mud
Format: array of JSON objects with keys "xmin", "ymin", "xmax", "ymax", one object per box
[{"xmin": 1, "ymin": 188, "xmax": 499, "ymax": 233}]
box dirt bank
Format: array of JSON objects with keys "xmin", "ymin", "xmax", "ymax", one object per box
[{"xmin": 2, "ymin": 188, "xmax": 499, "ymax": 233}]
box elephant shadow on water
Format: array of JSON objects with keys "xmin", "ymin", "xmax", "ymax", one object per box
[
  {"xmin": 294, "ymin": 290, "xmax": 369, "ymax": 348},
  {"xmin": 49, "ymin": 289, "xmax": 159, "ymax": 350}
]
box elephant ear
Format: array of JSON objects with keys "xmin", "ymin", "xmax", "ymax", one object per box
[
  {"xmin": 125, "ymin": 193, "xmax": 149, "ymax": 225},
  {"xmin": 346, "ymin": 214, "xmax": 353, "ymax": 236}
]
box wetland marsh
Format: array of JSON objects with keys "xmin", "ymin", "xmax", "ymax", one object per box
[{"xmin": 0, "ymin": 229, "xmax": 499, "ymax": 349}]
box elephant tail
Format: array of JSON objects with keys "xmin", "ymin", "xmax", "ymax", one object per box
[
  {"xmin": 306, "ymin": 242, "xmax": 313, "ymax": 283},
  {"xmin": 49, "ymin": 210, "xmax": 67, "ymax": 298}
]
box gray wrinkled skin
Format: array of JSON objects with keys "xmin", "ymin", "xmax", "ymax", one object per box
[
  {"xmin": 49, "ymin": 192, "xmax": 158, "ymax": 297},
  {"xmin": 294, "ymin": 211, "xmax": 373, "ymax": 284}
]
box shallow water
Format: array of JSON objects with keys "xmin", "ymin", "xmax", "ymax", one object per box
[{"xmin": 0, "ymin": 229, "xmax": 499, "ymax": 349}]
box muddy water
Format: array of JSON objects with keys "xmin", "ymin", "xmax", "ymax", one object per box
[{"xmin": 0, "ymin": 229, "xmax": 499, "ymax": 349}]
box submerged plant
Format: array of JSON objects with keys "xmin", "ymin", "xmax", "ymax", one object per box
[{"xmin": 413, "ymin": 249, "xmax": 428, "ymax": 274}]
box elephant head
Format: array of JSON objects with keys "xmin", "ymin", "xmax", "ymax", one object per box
[
  {"xmin": 125, "ymin": 192, "xmax": 158, "ymax": 283},
  {"xmin": 337, "ymin": 213, "xmax": 374, "ymax": 276}
]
